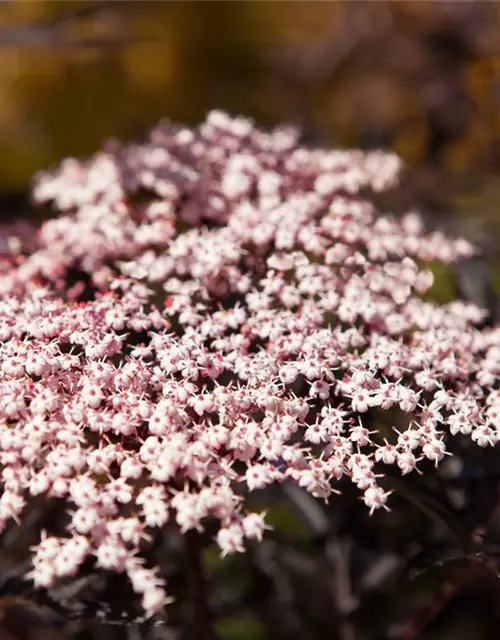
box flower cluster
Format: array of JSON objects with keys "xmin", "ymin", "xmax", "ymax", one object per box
[{"xmin": 1, "ymin": 111, "xmax": 499, "ymax": 617}]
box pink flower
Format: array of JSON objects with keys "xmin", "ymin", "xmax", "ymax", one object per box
[
  {"xmin": 245, "ymin": 464, "xmax": 274, "ymax": 491},
  {"xmin": 0, "ymin": 110, "xmax": 496, "ymax": 618},
  {"xmin": 362, "ymin": 486, "xmax": 392, "ymax": 515},
  {"xmin": 216, "ymin": 523, "xmax": 245, "ymax": 557},
  {"xmin": 242, "ymin": 512, "xmax": 270, "ymax": 541}
]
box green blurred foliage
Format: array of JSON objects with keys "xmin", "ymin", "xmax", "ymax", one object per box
[
  {"xmin": 258, "ymin": 504, "xmax": 310, "ymax": 543},
  {"xmin": 424, "ymin": 261, "xmax": 457, "ymax": 305},
  {"xmin": 215, "ymin": 617, "xmax": 268, "ymax": 640}
]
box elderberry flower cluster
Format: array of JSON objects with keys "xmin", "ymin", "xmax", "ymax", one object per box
[{"xmin": 1, "ymin": 111, "xmax": 499, "ymax": 617}]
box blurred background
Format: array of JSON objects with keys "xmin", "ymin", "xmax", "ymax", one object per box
[
  {"xmin": 2, "ymin": 2, "xmax": 500, "ymax": 639},
  {"xmin": 3, "ymin": 1, "xmax": 500, "ymax": 281},
  {"xmin": 1, "ymin": 1, "xmax": 500, "ymax": 223}
]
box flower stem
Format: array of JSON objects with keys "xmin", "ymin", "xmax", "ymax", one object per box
[{"xmin": 184, "ymin": 529, "xmax": 217, "ymax": 640}]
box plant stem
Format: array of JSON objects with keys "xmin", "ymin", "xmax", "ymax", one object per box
[{"xmin": 184, "ymin": 529, "xmax": 216, "ymax": 640}]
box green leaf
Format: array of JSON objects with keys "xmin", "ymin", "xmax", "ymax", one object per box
[
  {"xmin": 422, "ymin": 261, "xmax": 457, "ymax": 305},
  {"xmin": 215, "ymin": 616, "xmax": 268, "ymax": 640}
]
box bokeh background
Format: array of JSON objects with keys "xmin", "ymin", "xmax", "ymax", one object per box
[
  {"xmin": 2, "ymin": 2, "xmax": 500, "ymax": 639},
  {"xmin": 2, "ymin": 1, "xmax": 500, "ymax": 217},
  {"xmin": 3, "ymin": 1, "xmax": 500, "ymax": 284}
]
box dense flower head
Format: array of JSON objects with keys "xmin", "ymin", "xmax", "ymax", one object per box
[{"xmin": 1, "ymin": 110, "xmax": 499, "ymax": 617}]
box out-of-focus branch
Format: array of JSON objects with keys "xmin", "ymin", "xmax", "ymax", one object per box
[
  {"xmin": 326, "ymin": 538, "xmax": 358, "ymax": 640},
  {"xmin": 183, "ymin": 530, "xmax": 216, "ymax": 640},
  {"xmin": 0, "ymin": 1, "xmax": 146, "ymax": 49}
]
